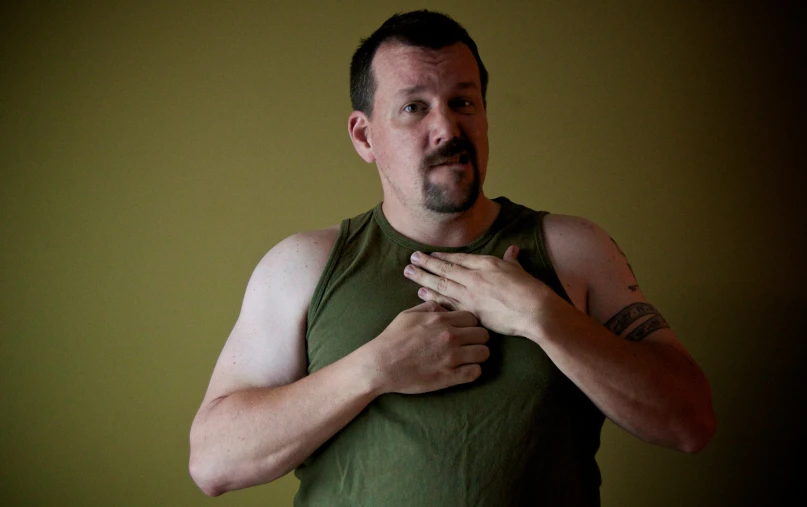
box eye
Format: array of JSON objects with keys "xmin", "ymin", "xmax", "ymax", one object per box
[
  {"xmin": 451, "ymin": 98, "xmax": 475, "ymax": 111},
  {"xmin": 403, "ymin": 103, "xmax": 424, "ymax": 114}
]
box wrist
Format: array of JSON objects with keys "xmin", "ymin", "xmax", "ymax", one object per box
[
  {"xmin": 349, "ymin": 342, "xmax": 389, "ymax": 398},
  {"xmin": 520, "ymin": 283, "xmax": 563, "ymax": 344}
]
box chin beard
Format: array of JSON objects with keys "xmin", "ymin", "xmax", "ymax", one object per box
[{"xmin": 422, "ymin": 162, "xmax": 481, "ymax": 214}]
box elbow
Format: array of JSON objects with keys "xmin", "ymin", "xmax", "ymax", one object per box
[
  {"xmin": 189, "ymin": 451, "xmax": 226, "ymax": 497},
  {"xmin": 189, "ymin": 452, "xmax": 289, "ymax": 496},
  {"xmin": 188, "ymin": 433, "xmax": 289, "ymax": 496},
  {"xmin": 188, "ymin": 402, "xmax": 293, "ymax": 495},
  {"xmin": 188, "ymin": 419, "xmax": 229, "ymax": 497},
  {"xmin": 677, "ymin": 407, "xmax": 717, "ymax": 454},
  {"xmin": 672, "ymin": 377, "xmax": 717, "ymax": 453}
]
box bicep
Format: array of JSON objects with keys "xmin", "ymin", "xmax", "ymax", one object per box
[
  {"xmin": 546, "ymin": 215, "xmax": 689, "ymax": 351},
  {"xmin": 200, "ymin": 228, "xmax": 338, "ymax": 406}
]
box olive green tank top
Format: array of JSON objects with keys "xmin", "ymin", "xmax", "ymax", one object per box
[{"xmin": 295, "ymin": 197, "xmax": 605, "ymax": 506}]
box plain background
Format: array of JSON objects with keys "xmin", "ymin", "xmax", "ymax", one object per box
[{"xmin": 1, "ymin": 1, "xmax": 803, "ymax": 505}]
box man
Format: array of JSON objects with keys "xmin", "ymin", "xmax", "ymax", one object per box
[{"xmin": 189, "ymin": 10, "xmax": 715, "ymax": 505}]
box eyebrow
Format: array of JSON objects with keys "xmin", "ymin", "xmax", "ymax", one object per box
[{"xmin": 396, "ymin": 82, "xmax": 478, "ymax": 97}]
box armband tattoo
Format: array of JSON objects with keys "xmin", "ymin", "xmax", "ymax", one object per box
[
  {"xmin": 604, "ymin": 302, "xmax": 660, "ymax": 335},
  {"xmin": 625, "ymin": 314, "xmax": 670, "ymax": 342}
]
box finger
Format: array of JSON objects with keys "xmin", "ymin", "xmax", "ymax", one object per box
[
  {"xmin": 450, "ymin": 363, "xmax": 482, "ymax": 385},
  {"xmin": 428, "ymin": 251, "xmax": 490, "ymax": 270},
  {"xmin": 416, "ymin": 286, "xmax": 463, "ymax": 311},
  {"xmin": 404, "ymin": 264, "xmax": 464, "ymax": 299},
  {"xmin": 402, "ymin": 300, "xmax": 448, "ymax": 313},
  {"xmin": 503, "ymin": 245, "xmax": 520, "ymax": 264},
  {"xmin": 454, "ymin": 344, "xmax": 490, "ymax": 365},
  {"xmin": 452, "ymin": 325, "xmax": 490, "ymax": 344},
  {"xmin": 410, "ymin": 251, "xmax": 470, "ymax": 284},
  {"xmin": 443, "ymin": 310, "xmax": 481, "ymax": 328}
]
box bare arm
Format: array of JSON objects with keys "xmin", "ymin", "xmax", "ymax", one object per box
[
  {"xmin": 189, "ymin": 228, "xmax": 490, "ymax": 496},
  {"xmin": 404, "ymin": 216, "xmax": 715, "ymax": 452},
  {"xmin": 189, "ymin": 227, "xmax": 348, "ymax": 495},
  {"xmin": 190, "ymin": 346, "xmax": 382, "ymax": 495},
  {"xmin": 529, "ymin": 215, "xmax": 715, "ymax": 452},
  {"xmin": 532, "ymin": 215, "xmax": 716, "ymax": 452}
]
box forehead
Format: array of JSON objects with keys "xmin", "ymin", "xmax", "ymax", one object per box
[{"xmin": 371, "ymin": 42, "xmax": 480, "ymax": 98}]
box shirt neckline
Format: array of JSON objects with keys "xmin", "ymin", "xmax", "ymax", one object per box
[{"xmin": 372, "ymin": 196, "xmax": 513, "ymax": 253}]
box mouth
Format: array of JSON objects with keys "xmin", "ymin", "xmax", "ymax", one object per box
[{"xmin": 431, "ymin": 153, "xmax": 470, "ymax": 168}]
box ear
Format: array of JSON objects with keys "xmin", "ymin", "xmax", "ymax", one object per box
[{"xmin": 348, "ymin": 111, "xmax": 375, "ymax": 163}]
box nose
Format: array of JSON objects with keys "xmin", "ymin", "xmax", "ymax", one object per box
[{"xmin": 429, "ymin": 105, "xmax": 461, "ymax": 147}]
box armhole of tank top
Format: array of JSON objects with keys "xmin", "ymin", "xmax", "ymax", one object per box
[
  {"xmin": 305, "ymin": 219, "xmax": 349, "ymax": 340},
  {"xmin": 534, "ymin": 211, "xmax": 574, "ymax": 306}
]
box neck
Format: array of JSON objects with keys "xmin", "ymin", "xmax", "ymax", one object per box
[{"xmin": 380, "ymin": 194, "xmax": 501, "ymax": 248}]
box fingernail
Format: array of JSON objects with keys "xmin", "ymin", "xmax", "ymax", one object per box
[
  {"xmin": 418, "ymin": 288, "xmax": 427, "ymax": 298},
  {"xmin": 410, "ymin": 251, "xmax": 421, "ymax": 262},
  {"xmin": 404, "ymin": 265, "xmax": 415, "ymax": 276}
]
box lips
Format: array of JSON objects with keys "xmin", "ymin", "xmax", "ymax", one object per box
[{"xmin": 432, "ymin": 153, "xmax": 469, "ymax": 167}]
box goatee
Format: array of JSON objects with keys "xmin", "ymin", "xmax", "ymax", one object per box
[{"xmin": 420, "ymin": 137, "xmax": 480, "ymax": 214}]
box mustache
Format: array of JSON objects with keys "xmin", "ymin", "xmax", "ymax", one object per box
[{"xmin": 422, "ymin": 138, "xmax": 476, "ymax": 168}]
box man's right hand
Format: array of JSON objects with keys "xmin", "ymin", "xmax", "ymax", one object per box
[{"xmin": 364, "ymin": 300, "xmax": 490, "ymax": 395}]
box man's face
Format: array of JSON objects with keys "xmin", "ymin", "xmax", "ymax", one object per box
[{"xmin": 366, "ymin": 42, "xmax": 489, "ymax": 214}]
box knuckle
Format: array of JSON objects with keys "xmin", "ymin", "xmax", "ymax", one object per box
[
  {"xmin": 437, "ymin": 329, "xmax": 456, "ymax": 346},
  {"xmin": 436, "ymin": 277, "xmax": 448, "ymax": 292}
]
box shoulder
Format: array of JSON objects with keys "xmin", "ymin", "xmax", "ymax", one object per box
[
  {"xmin": 541, "ymin": 214, "xmax": 633, "ymax": 315},
  {"xmin": 237, "ymin": 224, "xmax": 342, "ymax": 333},
  {"xmin": 262, "ymin": 226, "xmax": 341, "ymax": 265},
  {"xmin": 501, "ymin": 200, "xmax": 612, "ymax": 264},
  {"xmin": 542, "ymin": 214, "xmax": 616, "ymax": 265},
  {"xmin": 250, "ymin": 225, "xmax": 341, "ymax": 289}
]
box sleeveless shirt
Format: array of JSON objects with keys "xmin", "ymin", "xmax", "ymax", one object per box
[{"xmin": 294, "ymin": 197, "xmax": 605, "ymax": 506}]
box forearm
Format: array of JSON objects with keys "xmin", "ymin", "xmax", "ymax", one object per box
[
  {"xmin": 524, "ymin": 291, "xmax": 715, "ymax": 452},
  {"xmin": 189, "ymin": 348, "xmax": 381, "ymax": 496}
]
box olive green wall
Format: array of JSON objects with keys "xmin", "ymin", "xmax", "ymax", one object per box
[{"xmin": 1, "ymin": 1, "xmax": 802, "ymax": 505}]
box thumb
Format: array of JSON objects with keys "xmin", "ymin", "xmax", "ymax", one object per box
[
  {"xmin": 503, "ymin": 245, "xmax": 520, "ymax": 264},
  {"xmin": 403, "ymin": 300, "xmax": 447, "ymax": 313}
]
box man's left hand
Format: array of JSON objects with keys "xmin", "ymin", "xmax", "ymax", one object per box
[{"xmin": 403, "ymin": 245, "xmax": 553, "ymax": 337}]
